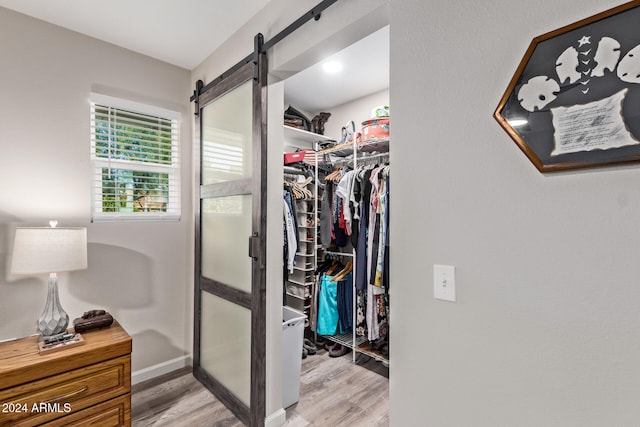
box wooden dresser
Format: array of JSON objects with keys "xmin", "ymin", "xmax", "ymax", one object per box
[{"xmin": 0, "ymin": 321, "xmax": 131, "ymax": 426}]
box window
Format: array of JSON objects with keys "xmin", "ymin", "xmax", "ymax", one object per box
[{"xmin": 90, "ymin": 93, "xmax": 180, "ymax": 221}]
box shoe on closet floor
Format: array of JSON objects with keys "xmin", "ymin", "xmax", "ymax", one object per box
[
  {"xmin": 324, "ymin": 341, "xmax": 341, "ymax": 352},
  {"xmin": 372, "ymin": 337, "xmax": 386, "ymax": 351},
  {"xmin": 303, "ymin": 338, "xmax": 317, "ymax": 355},
  {"xmin": 302, "ymin": 347, "xmax": 308, "ymax": 359},
  {"xmin": 329, "ymin": 344, "xmax": 351, "ymax": 358}
]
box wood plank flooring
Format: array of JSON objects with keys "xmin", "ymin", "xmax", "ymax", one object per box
[{"xmin": 132, "ymin": 346, "xmax": 388, "ymax": 426}]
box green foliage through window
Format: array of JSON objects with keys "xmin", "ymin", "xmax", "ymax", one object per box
[{"xmin": 101, "ymin": 169, "xmax": 169, "ymax": 212}]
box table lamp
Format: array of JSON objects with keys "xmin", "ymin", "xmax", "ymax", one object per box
[{"xmin": 10, "ymin": 220, "xmax": 88, "ymax": 338}]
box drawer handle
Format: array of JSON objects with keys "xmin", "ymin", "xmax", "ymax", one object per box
[{"xmin": 42, "ymin": 386, "xmax": 88, "ymax": 404}]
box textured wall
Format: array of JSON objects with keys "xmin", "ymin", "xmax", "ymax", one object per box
[
  {"xmin": 390, "ymin": 1, "xmax": 640, "ymax": 426},
  {"xmin": 0, "ymin": 7, "xmax": 192, "ymax": 376}
]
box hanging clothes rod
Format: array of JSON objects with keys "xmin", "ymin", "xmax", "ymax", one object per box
[
  {"xmin": 331, "ymin": 152, "xmax": 390, "ymax": 167},
  {"xmin": 325, "ymin": 250, "xmax": 354, "ymax": 257}
]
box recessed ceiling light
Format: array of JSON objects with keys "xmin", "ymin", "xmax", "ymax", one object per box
[{"xmin": 322, "ymin": 61, "xmax": 343, "ymax": 73}]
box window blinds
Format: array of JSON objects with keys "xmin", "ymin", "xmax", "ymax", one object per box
[{"xmin": 90, "ymin": 93, "xmax": 180, "ymax": 221}]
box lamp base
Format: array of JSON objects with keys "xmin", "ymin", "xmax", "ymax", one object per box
[{"xmin": 36, "ymin": 273, "xmax": 69, "ymax": 338}]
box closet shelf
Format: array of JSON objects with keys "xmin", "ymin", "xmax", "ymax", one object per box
[
  {"xmin": 286, "ymin": 284, "xmax": 311, "ymax": 299},
  {"xmin": 321, "ymin": 332, "xmax": 366, "ymax": 349},
  {"xmin": 285, "ymin": 292, "xmax": 311, "ymax": 312},
  {"xmin": 284, "ymin": 125, "xmax": 335, "ymax": 144},
  {"xmin": 287, "ymin": 279, "xmax": 313, "ymax": 287},
  {"xmin": 358, "ymin": 138, "xmax": 390, "ymax": 153},
  {"xmin": 321, "ymin": 333, "xmax": 389, "ymax": 365},
  {"xmin": 355, "ymin": 341, "xmax": 389, "ymax": 366},
  {"xmin": 318, "ymin": 138, "xmax": 389, "ymax": 157},
  {"xmin": 295, "ymin": 252, "xmax": 314, "ymax": 257},
  {"xmin": 283, "ymin": 125, "xmax": 322, "ymax": 337}
]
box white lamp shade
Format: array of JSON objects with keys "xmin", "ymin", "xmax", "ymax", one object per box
[{"xmin": 11, "ymin": 227, "xmax": 88, "ymax": 275}]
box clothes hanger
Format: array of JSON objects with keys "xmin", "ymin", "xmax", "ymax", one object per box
[
  {"xmin": 325, "ymin": 259, "xmax": 343, "ymax": 276},
  {"xmin": 294, "ymin": 181, "xmax": 312, "ymax": 199},
  {"xmin": 324, "ymin": 169, "xmax": 336, "ymax": 181},
  {"xmin": 331, "ymin": 260, "xmax": 353, "ymax": 282},
  {"xmin": 325, "ymin": 168, "xmax": 343, "ymax": 182}
]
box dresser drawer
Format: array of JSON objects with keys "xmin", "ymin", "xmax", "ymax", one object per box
[
  {"xmin": 42, "ymin": 394, "xmax": 130, "ymax": 427},
  {"xmin": 0, "ymin": 355, "xmax": 130, "ymax": 426}
]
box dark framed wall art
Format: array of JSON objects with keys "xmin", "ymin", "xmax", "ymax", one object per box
[{"xmin": 494, "ymin": 1, "xmax": 640, "ymax": 172}]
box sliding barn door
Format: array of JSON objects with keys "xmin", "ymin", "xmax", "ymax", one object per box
[{"xmin": 193, "ymin": 36, "xmax": 267, "ymax": 426}]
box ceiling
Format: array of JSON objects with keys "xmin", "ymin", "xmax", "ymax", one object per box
[
  {"xmin": 284, "ymin": 25, "xmax": 389, "ymax": 113},
  {"xmin": 0, "ymin": 0, "xmax": 270, "ymax": 70},
  {"xmin": 0, "ymin": 0, "xmax": 388, "ymax": 112}
]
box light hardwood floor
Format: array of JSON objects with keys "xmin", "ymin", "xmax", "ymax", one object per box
[{"xmin": 132, "ymin": 346, "xmax": 388, "ymax": 426}]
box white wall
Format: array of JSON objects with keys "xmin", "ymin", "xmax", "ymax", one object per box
[
  {"xmin": 390, "ymin": 1, "xmax": 640, "ymax": 426},
  {"xmin": 323, "ymin": 89, "xmax": 389, "ymax": 142},
  {"xmin": 0, "ymin": 7, "xmax": 193, "ymax": 377}
]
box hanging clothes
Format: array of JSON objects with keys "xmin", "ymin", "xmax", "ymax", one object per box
[
  {"xmin": 315, "ymin": 258, "xmax": 354, "ymax": 336},
  {"xmin": 374, "ymin": 167, "xmax": 389, "ymax": 287},
  {"xmin": 355, "ymin": 167, "xmax": 373, "ymax": 292},
  {"xmin": 384, "ymin": 171, "xmax": 390, "ymax": 290},
  {"xmin": 320, "ymin": 182, "xmax": 333, "ymax": 248},
  {"xmin": 335, "ymin": 170, "xmax": 356, "ymax": 235},
  {"xmin": 316, "ymin": 273, "xmax": 339, "ymax": 335},
  {"xmin": 316, "ymin": 157, "xmax": 390, "ymax": 348},
  {"xmin": 283, "ymin": 190, "xmax": 297, "ymax": 274},
  {"xmin": 336, "ymin": 273, "xmax": 353, "ymax": 334}
]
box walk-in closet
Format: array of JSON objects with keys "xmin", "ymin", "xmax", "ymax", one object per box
[{"xmin": 280, "ymin": 25, "xmax": 390, "ymax": 419}]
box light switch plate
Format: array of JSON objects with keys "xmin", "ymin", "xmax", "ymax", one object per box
[{"xmin": 434, "ymin": 264, "xmax": 456, "ymax": 302}]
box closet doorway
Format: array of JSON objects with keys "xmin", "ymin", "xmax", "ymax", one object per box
[{"xmin": 279, "ymin": 23, "xmax": 390, "ymax": 417}]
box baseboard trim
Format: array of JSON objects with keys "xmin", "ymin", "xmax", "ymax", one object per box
[
  {"xmin": 265, "ymin": 408, "xmax": 287, "ymax": 427},
  {"xmin": 132, "ymin": 355, "xmax": 192, "ymax": 385}
]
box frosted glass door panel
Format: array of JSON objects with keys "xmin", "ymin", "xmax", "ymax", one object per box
[
  {"xmin": 200, "ymin": 291, "xmax": 251, "ymax": 407},
  {"xmin": 201, "ymin": 195, "xmax": 252, "ymax": 293},
  {"xmin": 201, "ymin": 81, "xmax": 253, "ymax": 185}
]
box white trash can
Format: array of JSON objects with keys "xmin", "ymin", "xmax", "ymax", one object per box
[{"xmin": 282, "ymin": 307, "xmax": 306, "ymax": 408}]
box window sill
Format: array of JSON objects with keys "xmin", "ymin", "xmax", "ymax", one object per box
[{"xmin": 91, "ymin": 213, "xmax": 181, "ymax": 223}]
